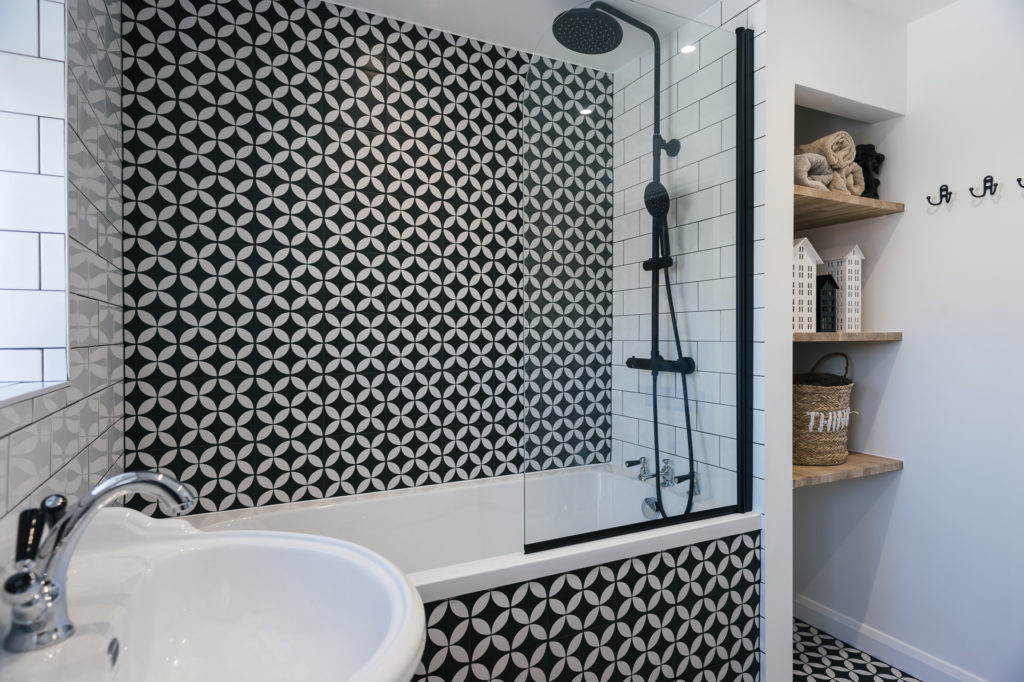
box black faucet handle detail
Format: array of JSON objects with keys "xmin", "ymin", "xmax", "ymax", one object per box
[
  {"xmin": 14, "ymin": 509, "xmax": 44, "ymax": 563},
  {"xmin": 41, "ymin": 495, "xmax": 68, "ymax": 529},
  {"xmin": 625, "ymin": 458, "xmax": 646, "ymax": 468}
]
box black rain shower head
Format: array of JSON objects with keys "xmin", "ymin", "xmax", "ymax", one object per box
[{"xmin": 551, "ymin": 7, "xmax": 623, "ymax": 54}]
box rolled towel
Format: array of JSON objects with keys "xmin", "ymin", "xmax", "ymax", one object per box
[
  {"xmin": 828, "ymin": 162, "xmax": 865, "ymax": 196},
  {"xmin": 796, "ymin": 131, "xmax": 857, "ymax": 169},
  {"xmin": 794, "ymin": 153, "xmax": 833, "ymax": 191}
]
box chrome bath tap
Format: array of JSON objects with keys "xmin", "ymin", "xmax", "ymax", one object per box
[{"xmin": 1, "ymin": 471, "xmax": 195, "ymax": 653}]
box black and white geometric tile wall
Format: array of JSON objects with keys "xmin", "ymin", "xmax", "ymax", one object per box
[
  {"xmin": 122, "ymin": 0, "xmax": 613, "ymax": 512},
  {"xmin": 522, "ymin": 59, "xmax": 614, "ymax": 472},
  {"xmin": 414, "ymin": 531, "xmax": 761, "ymax": 681}
]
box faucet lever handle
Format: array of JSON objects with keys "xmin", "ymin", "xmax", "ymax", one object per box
[
  {"xmin": 14, "ymin": 509, "xmax": 43, "ymax": 563},
  {"xmin": 41, "ymin": 495, "xmax": 68, "ymax": 529}
]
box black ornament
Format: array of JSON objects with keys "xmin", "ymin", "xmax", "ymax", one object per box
[{"xmin": 816, "ymin": 275, "xmax": 839, "ymax": 333}]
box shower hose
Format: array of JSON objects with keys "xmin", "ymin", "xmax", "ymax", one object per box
[{"xmin": 650, "ymin": 213, "xmax": 696, "ymax": 519}]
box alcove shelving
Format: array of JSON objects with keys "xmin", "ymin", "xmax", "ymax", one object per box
[
  {"xmin": 794, "ymin": 331, "xmax": 902, "ymax": 343},
  {"xmin": 794, "ymin": 185, "xmax": 905, "ymax": 230},
  {"xmin": 793, "ymin": 452, "xmax": 904, "ymax": 488},
  {"xmin": 791, "ymin": 108, "xmax": 907, "ymax": 488}
]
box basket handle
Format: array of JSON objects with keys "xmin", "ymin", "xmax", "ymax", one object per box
[{"xmin": 811, "ymin": 352, "xmax": 850, "ymax": 378}]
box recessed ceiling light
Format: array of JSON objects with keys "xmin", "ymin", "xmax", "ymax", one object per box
[
  {"xmin": 680, "ymin": 44, "xmax": 696, "ymax": 54},
  {"xmin": 579, "ymin": 107, "xmax": 593, "ymax": 115}
]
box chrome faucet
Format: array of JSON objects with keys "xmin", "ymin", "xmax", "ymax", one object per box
[
  {"xmin": 625, "ymin": 456, "xmax": 658, "ymax": 481},
  {"xmin": 1, "ymin": 471, "xmax": 195, "ymax": 653}
]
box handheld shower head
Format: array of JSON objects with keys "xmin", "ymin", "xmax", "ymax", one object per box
[{"xmin": 552, "ymin": 7, "xmax": 623, "ymax": 54}]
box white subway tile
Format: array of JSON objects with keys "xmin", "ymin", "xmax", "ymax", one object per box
[
  {"xmin": 697, "ymin": 341, "xmax": 737, "ymax": 373},
  {"xmin": 699, "ymin": 84, "xmax": 735, "ymax": 129},
  {"xmin": 698, "ymin": 214, "xmax": 736, "ymax": 251},
  {"xmin": 0, "ymin": 349, "xmax": 41, "ymax": 382},
  {"xmin": 0, "ymin": 52, "xmax": 65, "ymax": 118},
  {"xmin": 611, "ymin": 414, "xmax": 639, "ymax": 443},
  {"xmin": 39, "ymin": 117, "xmax": 65, "ymax": 175},
  {"xmin": 677, "ymin": 62, "xmax": 722, "ymax": 110},
  {"xmin": 674, "ymin": 185, "xmax": 719, "ymax": 226},
  {"xmin": 699, "ymin": 150, "xmax": 736, "ymax": 190},
  {"xmin": 622, "ymin": 233, "xmax": 651, "ymax": 264},
  {"xmin": 0, "ymin": 290, "xmax": 67, "ymax": 348},
  {"xmin": 0, "ymin": 112, "xmax": 39, "ymax": 173},
  {"xmin": 699, "ymin": 29, "xmax": 735, "ymax": 68},
  {"xmin": 698, "ymin": 278, "xmax": 736, "ymax": 311},
  {"xmin": 613, "ymin": 106, "xmax": 642, "ymax": 141},
  {"xmin": 43, "ymin": 348, "xmax": 67, "ymax": 382},
  {"xmin": 613, "ymin": 210, "xmax": 640, "ymax": 242},
  {"xmin": 39, "ymin": 1, "xmax": 66, "ymax": 61},
  {"xmin": 40, "ymin": 233, "xmax": 66, "ymax": 290},
  {"xmin": 720, "ymin": 373, "xmax": 737, "ymax": 407},
  {"xmin": 0, "ymin": 230, "xmax": 40, "ymax": 288},
  {"xmin": 679, "ymin": 250, "xmax": 720, "ymax": 283},
  {"xmin": 0, "ymin": 0, "xmax": 39, "ymax": 57},
  {"xmin": 0, "ymin": 172, "xmax": 66, "ymax": 233},
  {"xmin": 622, "ymin": 71, "xmax": 654, "ymax": 111},
  {"xmin": 667, "ymin": 224, "xmax": 700, "ymax": 257},
  {"xmin": 678, "ymin": 123, "xmax": 721, "ymax": 167},
  {"xmin": 676, "ymin": 310, "xmax": 721, "ymax": 341},
  {"xmin": 747, "ymin": 0, "xmax": 767, "ymax": 35}
]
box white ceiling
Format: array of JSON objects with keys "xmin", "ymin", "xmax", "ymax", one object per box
[
  {"xmin": 844, "ymin": 0, "xmax": 961, "ymax": 22},
  {"xmin": 334, "ymin": 0, "xmax": 721, "ymax": 71}
]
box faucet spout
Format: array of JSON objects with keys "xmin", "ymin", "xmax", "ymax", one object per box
[{"xmin": 2, "ymin": 471, "xmax": 195, "ymax": 653}]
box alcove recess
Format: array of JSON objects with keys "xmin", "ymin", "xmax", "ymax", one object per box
[{"xmin": 791, "ymin": 87, "xmax": 904, "ymax": 488}]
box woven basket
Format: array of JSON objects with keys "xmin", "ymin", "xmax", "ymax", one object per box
[{"xmin": 793, "ymin": 353, "xmax": 854, "ymax": 466}]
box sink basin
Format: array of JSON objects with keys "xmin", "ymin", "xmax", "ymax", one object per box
[{"xmin": 0, "ymin": 509, "xmax": 425, "ymax": 681}]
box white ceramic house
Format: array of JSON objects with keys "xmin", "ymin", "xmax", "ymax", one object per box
[
  {"xmin": 792, "ymin": 238, "xmax": 822, "ymax": 332},
  {"xmin": 818, "ymin": 245, "xmax": 865, "ymax": 333}
]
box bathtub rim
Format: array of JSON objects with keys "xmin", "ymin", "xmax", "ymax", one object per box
[{"xmin": 411, "ymin": 511, "xmax": 761, "ymax": 602}]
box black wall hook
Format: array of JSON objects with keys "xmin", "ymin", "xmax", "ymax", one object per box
[
  {"xmin": 1017, "ymin": 177, "xmax": 1023, "ymax": 189},
  {"xmin": 926, "ymin": 184, "xmax": 952, "ymax": 206},
  {"xmin": 969, "ymin": 175, "xmax": 998, "ymax": 198}
]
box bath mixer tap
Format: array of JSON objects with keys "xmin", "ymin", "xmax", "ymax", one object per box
[
  {"xmin": 625, "ymin": 457, "xmax": 657, "ymax": 481},
  {"xmin": 1, "ymin": 471, "xmax": 195, "ymax": 653}
]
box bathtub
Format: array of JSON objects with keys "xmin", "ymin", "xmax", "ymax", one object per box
[{"xmin": 190, "ymin": 464, "xmax": 760, "ymax": 602}]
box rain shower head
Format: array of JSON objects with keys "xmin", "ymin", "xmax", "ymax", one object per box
[{"xmin": 551, "ymin": 7, "xmax": 623, "ymax": 54}]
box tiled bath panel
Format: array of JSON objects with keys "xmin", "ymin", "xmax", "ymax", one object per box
[
  {"xmin": 415, "ymin": 531, "xmax": 760, "ymax": 681},
  {"xmin": 121, "ymin": 0, "xmax": 613, "ymax": 513}
]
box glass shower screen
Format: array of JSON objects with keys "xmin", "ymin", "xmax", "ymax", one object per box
[{"xmin": 521, "ymin": 0, "xmax": 749, "ymax": 548}]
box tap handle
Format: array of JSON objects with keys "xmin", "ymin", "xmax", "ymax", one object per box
[
  {"xmin": 14, "ymin": 509, "xmax": 43, "ymax": 562},
  {"xmin": 625, "ymin": 457, "xmax": 646, "ymax": 468},
  {"xmin": 41, "ymin": 494, "xmax": 68, "ymax": 529}
]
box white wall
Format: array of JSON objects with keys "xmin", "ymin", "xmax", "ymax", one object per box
[
  {"xmin": 762, "ymin": 1, "xmax": 910, "ymax": 679},
  {"xmin": 792, "ymin": 1, "xmax": 1024, "ymax": 680}
]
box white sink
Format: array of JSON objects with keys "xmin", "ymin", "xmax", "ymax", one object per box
[{"xmin": 0, "ymin": 509, "xmax": 425, "ymax": 682}]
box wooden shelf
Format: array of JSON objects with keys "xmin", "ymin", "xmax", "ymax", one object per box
[
  {"xmin": 793, "ymin": 452, "xmax": 903, "ymax": 488},
  {"xmin": 794, "ymin": 331, "xmax": 903, "ymax": 343},
  {"xmin": 794, "ymin": 185, "xmax": 904, "ymax": 230}
]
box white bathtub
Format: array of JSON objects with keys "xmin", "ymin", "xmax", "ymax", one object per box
[{"xmin": 190, "ymin": 464, "xmax": 760, "ymax": 602}]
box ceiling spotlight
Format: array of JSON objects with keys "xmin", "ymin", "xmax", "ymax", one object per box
[
  {"xmin": 680, "ymin": 44, "xmax": 696, "ymax": 54},
  {"xmin": 579, "ymin": 107, "xmax": 593, "ymax": 115}
]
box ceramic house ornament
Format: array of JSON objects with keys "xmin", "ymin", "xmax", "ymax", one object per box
[
  {"xmin": 792, "ymin": 238, "xmax": 823, "ymax": 332},
  {"xmin": 817, "ymin": 245, "xmax": 865, "ymax": 333}
]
